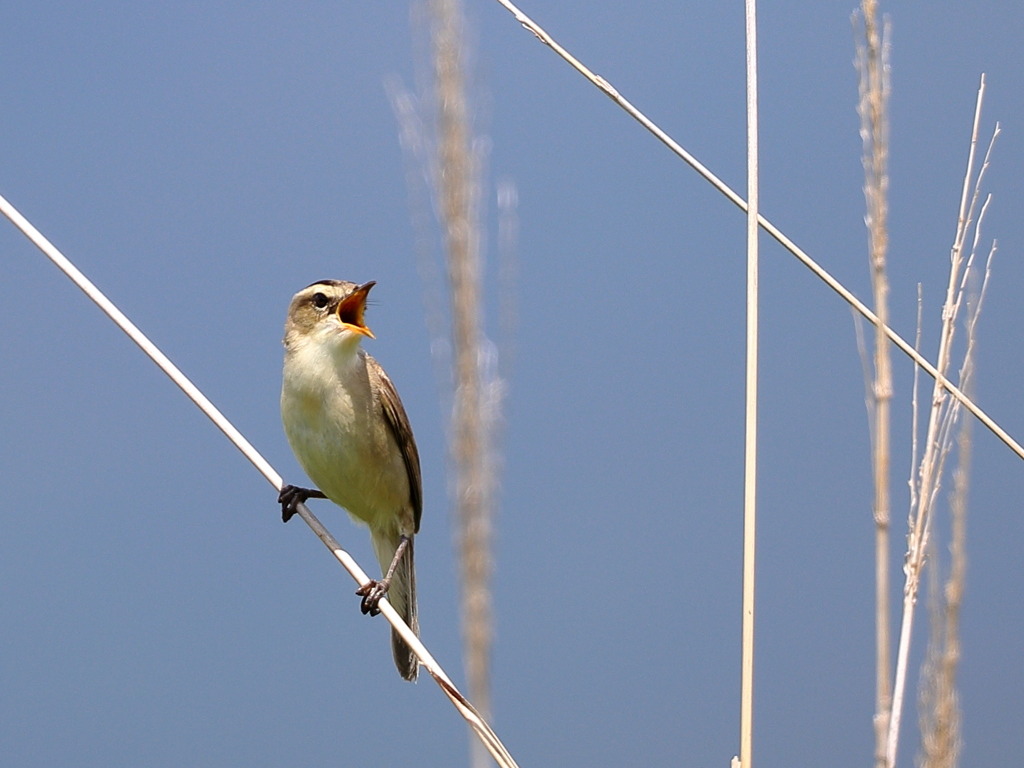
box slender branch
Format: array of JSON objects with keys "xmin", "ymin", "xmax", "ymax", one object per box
[
  {"xmin": 0, "ymin": 191, "xmax": 520, "ymax": 768},
  {"xmin": 489, "ymin": 0, "xmax": 1024, "ymax": 463}
]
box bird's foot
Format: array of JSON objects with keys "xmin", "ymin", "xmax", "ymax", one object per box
[
  {"xmin": 278, "ymin": 484, "xmax": 327, "ymax": 523},
  {"xmin": 356, "ymin": 578, "xmax": 391, "ymax": 616}
]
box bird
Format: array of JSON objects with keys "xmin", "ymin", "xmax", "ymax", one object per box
[{"xmin": 278, "ymin": 279, "xmax": 421, "ymax": 681}]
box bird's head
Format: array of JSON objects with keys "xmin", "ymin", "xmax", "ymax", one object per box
[{"xmin": 284, "ymin": 279, "xmax": 376, "ymax": 353}]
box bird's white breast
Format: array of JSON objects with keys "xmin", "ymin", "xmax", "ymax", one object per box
[{"xmin": 281, "ymin": 338, "xmax": 409, "ymax": 532}]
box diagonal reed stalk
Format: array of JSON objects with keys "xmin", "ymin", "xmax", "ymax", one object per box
[
  {"xmin": 886, "ymin": 76, "xmax": 998, "ymax": 768},
  {"xmin": 0, "ymin": 192, "xmax": 520, "ymax": 768},
  {"xmin": 854, "ymin": 4, "xmax": 893, "ymax": 765},
  {"xmin": 488, "ymin": 0, "xmax": 1024, "ymax": 465}
]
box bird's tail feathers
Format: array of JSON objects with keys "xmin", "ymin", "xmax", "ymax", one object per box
[{"xmin": 372, "ymin": 530, "xmax": 419, "ymax": 682}]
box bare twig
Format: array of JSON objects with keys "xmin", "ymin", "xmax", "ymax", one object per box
[{"xmin": 0, "ymin": 192, "xmax": 520, "ymax": 768}]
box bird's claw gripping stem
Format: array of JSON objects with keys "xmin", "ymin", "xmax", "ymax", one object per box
[
  {"xmin": 356, "ymin": 579, "xmax": 391, "ymax": 616},
  {"xmin": 278, "ymin": 484, "xmax": 327, "ymax": 523}
]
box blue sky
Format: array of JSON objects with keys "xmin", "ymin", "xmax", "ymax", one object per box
[{"xmin": 2, "ymin": 2, "xmax": 1022, "ymax": 766}]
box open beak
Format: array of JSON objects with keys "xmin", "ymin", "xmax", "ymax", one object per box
[{"xmin": 336, "ymin": 281, "xmax": 376, "ymax": 338}]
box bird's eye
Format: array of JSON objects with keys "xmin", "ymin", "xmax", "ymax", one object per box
[{"xmin": 312, "ymin": 292, "xmax": 329, "ymax": 309}]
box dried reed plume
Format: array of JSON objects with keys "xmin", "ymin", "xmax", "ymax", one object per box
[
  {"xmin": 853, "ymin": 4, "xmax": 893, "ymax": 765},
  {"xmin": 431, "ymin": 4, "xmax": 496, "ymax": 766},
  {"xmin": 886, "ymin": 77, "xmax": 998, "ymax": 768},
  {"xmin": 391, "ymin": 2, "xmax": 509, "ymax": 765}
]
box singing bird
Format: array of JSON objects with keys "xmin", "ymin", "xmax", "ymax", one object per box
[{"xmin": 278, "ymin": 280, "xmax": 421, "ymax": 681}]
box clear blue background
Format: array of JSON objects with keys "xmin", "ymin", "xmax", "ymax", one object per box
[{"xmin": 1, "ymin": 2, "xmax": 1022, "ymax": 766}]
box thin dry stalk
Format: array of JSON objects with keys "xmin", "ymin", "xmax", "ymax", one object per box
[
  {"xmin": 431, "ymin": 1, "xmax": 495, "ymax": 764},
  {"xmin": 887, "ymin": 77, "xmax": 998, "ymax": 767},
  {"xmin": 737, "ymin": 3, "xmax": 760, "ymax": 766},
  {"xmin": 854, "ymin": 6, "xmax": 894, "ymax": 765}
]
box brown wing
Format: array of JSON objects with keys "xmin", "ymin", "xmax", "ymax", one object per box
[{"xmin": 366, "ymin": 354, "xmax": 423, "ymax": 533}]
